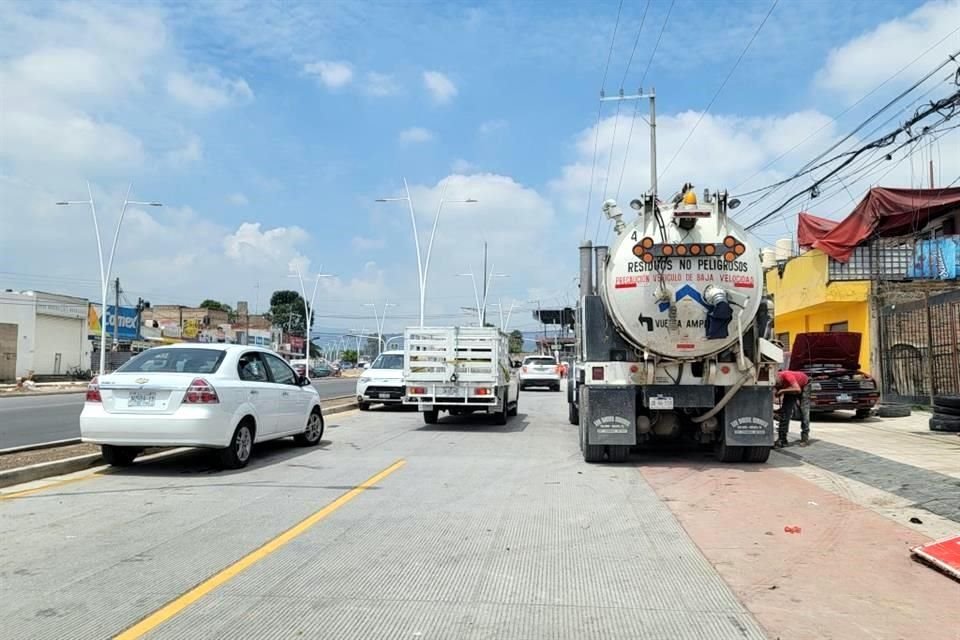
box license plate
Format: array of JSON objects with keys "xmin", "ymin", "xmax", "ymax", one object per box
[
  {"xmin": 129, "ymin": 391, "xmax": 156, "ymax": 407},
  {"xmin": 649, "ymin": 395, "xmax": 674, "ymax": 410},
  {"xmin": 837, "ymin": 393, "xmax": 852, "ymax": 402},
  {"xmin": 437, "ymin": 386, "xmax": 459, "ymax": 396},
  {"xmin": 378, "ymin": 393, "xmax": 391, "ymax": 399}
]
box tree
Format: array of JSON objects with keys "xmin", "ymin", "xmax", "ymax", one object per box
[
  {"xmin": 269, "ymin": 290, "xmax": 311, "ymax": 336},
  {"xmin": 199, "ymin": 299, "xmax": 234, "ymax": 321},
  {"xmin": 340, "ymin": 349, "xmax": 358, "ymax": 364},
  {"xmin": 509, "ymin": 330, "xmax": 524, "ymax": 354}
]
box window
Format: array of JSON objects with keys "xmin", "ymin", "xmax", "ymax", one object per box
[
  {"xmin": 264, "ymin": 353, "xmax": 298, "ymax": 385},
  {"xmin": 523, "ymin": 356, "xmax": 556, "ymax": 365},
  {"xmin": 238, "ymin": 352, "xmax": 269, "ymax": 382},
  {"xmin": 371, "ymin": 354, "xmax": 403, "ymax": 370},
  {"xmin": 826, "ymin": 322, "xmax": 849, "ymax": 333},
  {"xmin": 776, "ymin": 332, "xmax": 790, "ymax": 351},
  {"xmin": 119, "ymin": 348, "xmax": 225, "ymax": 374}
]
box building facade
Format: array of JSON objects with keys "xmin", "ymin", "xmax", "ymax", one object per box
[{"xmin": 0, "ymin": 291, "xmax": 91, "ymax": 381}]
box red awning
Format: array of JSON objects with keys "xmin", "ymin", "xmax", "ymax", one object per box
[
  {"xmin": 797, "ymin": 212, "xmax": 839, "ymax": 249},
  {"xmin": 809, "ymin": 187, "xmax": 960, "ymax": 262}
]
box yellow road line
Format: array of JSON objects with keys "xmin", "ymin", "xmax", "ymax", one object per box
[
  {"xmin": 0, "ymin": 470, "xmax": 107, "ymax": 501},
  {"xmin": 114, "ymin": 458, "xmax": 407, "ymax": 640}
]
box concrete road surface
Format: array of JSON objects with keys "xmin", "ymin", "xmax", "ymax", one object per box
[
  {"xmin": 0, "ymin": 378, "xmax": 358, "ymax": 450},
  {"xmin": 0, "ymin": 392, "xmax": 769, "ymax": 640}
]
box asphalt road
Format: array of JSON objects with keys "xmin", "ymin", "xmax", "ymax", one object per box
[
  {"xmin": 0, "ymin": 392, "xmax": 768, "ymax": 640},
  {"xmin": 0, "ymin": 378, "xmax": 358, "ymax": 450}
]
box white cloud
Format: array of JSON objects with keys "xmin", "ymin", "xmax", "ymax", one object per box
[
  {"xmin": 166, "ymin": 70, "xmax": 254, "ymax": 110},
  {"xmin": 166, "ymin": 135, "xmax": 203, "ymax": 165},
  {"xmin": 451, "ymin": 159, "xmax": 478, "ymax": 174},
  {"xmin": 303, "ymin": 60, "xmax": 353, "ymax": 89},
  {"xmin": 364, "ymin": 71, "xmax": 400, "ymax": 96},
  {"xmin": 228, "ymin": 192, "xmax": 249, "ymax": 206},
  {"xmin": 816, "ymin": 0, "xmax": 960, "ymax": 98},
  {"xmin": 399, "ymin": 127, "xmax": 434, "ymax": 143},
  {"xmin": 423, "ymin": 70, "xmax": 457, "ymax": 104},
  {"xmin": 479, "ymin": 119, "xmax": 507, "ymax": 135},
  {"xmin": 224, "ymin": 222, "xmax": 310, "ymax": 266},
  {"xmin": 351, "ymin": 236, "xmax": 386, "ymax": 251}
]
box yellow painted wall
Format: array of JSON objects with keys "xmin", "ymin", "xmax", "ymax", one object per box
[{"xmin": 765, "ymin": 250, "xmax": 874, "ymax": 373}]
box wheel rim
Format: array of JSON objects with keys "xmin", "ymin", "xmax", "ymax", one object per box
[
  {"xmin": 306, "ymin": 413, "xmax": 322, "ymax": 441},
  {"xmin": 236, "ymin": 426, "xmax": 252, "ymax": 461}
]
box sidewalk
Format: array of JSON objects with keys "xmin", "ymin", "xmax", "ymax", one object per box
[{"xmin": 0, "ymin": 381, "xmax": 88, "ymax": 398}]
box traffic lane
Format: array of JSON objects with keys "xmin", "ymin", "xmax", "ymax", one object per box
[
  {"xmin": 2, "ymin": 392, "xmax": 765, "ymax": 639},
  {"xmin": 0, "ymin": 393, "xmax": 85, "ymax": 449},
  {"xmin": 0, "ymin": 379, "xmax": 355, "ymax": 450},
  {"xmin": 0, "ymin": 412, "xmax": 406, "ymax": 640}
]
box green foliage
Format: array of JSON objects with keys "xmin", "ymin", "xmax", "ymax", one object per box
[
  {"xmin": 199, "ymin": 299, "xmax": 231, "ymax": 314},
  {"xmin": 269, "ymin": 290, "xmax": 310, "ymax": 336},
  {"xmin": 340, "ymin": 349, "xmax": 358, "ymax": 364},
  {"xmin": 509, "ymin": 329, "xmax": 524, "ymax": 353}
]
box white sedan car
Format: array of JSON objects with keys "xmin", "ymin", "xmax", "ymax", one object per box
[
  {"xmin": 80, "ymin": 344, "xmax": 324, "ymax": 469},
  {"xmin": 356, "ymin": 351, "xmax": 404, "ymax": 410}
]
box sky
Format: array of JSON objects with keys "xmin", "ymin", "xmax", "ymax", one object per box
[{"xmin": 1, "ymin": 0, "xmax": 959, "ymax": 339}]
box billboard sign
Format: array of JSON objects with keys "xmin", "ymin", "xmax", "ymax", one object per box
[
  {"xmin": 88, "ymin": 304, "xmax": 139, "ymax": 341},
  {"xmin": 909, "ymin": 237, "xmax": 959, "ymax": 280}
]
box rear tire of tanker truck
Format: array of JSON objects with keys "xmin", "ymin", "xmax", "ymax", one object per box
[
  {"xmin": 715, "ymin": 439, "xmax": 744, "ymax": 463},
  {"xmin": 743, "ymin": 446, "xmax": 772, "ymax": 463}
]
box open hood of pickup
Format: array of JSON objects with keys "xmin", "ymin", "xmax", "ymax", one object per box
[{"xmin": 789, "ymin": 332, "xmax": 862, "ymax": 371}]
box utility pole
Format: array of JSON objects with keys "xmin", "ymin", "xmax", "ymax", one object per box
[
  {"xmin": 481, "ymin": 241, "xmax": 488, "ymax": 326},
  {"xmin": 601, "ymin": 88, "xmax": 657, "ymax": 198}
]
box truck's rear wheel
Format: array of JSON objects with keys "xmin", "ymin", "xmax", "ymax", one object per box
[
  {"xmin": 607, "ymin": 445, "xmax": 630, "ymax": 463},
  {"xmin": 583, "ymin": 444, "xmax": 605, "ymax": 463},
  {"xmin": 743, "ymin": 445, "xmax": 771, "ymax": 463},
  {"xmin": 715, "ymin": 440, "xmax": 744, "ymax": 463},
  {"xmin": 423, "ymin": 409, "xmax": 439, "ymax": 424}
]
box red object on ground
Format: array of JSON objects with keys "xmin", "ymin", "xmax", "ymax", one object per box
[
  {"xmin": 806, "ymin": 187, "xmax": 960, "ymax": 262},
  {"xmin": 784, "ymin": 525, "xmax": 802, "ymax": 534},
  {"xmin": 797, "ymin": 212, "xmax": 839, "ymax": 249},
  {"xmin": 912, "ymin": 535, "xmax": 960, "ymax": 581}
]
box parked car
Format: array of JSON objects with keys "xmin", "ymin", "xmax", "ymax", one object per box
[
  {"xmin": 788, "ymin": 332, "xmax": 879, "ymax": 418},
  {"xmin": 80, "ymin": 345, "xmax": 324, "ymax": 469},
  {"xmin": 519, "ymin": 355, "xmax": 562, "ymax": 391},
  {"xmin": 356, "ymin": 350, "xmax": 404, "ymax": 410},
  {"xmin": 311, "ymin": 363, "xmax": 335, "ymax": 378}
]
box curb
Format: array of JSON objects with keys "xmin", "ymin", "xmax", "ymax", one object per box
[
  {"xmin": 0, "ymin": 389, "xmax": 87, "ymax": 399},
  {"xmin": 0, "ymin": 399, "xmax": 358, "ymax": 489},
  {"xmin": 0, "ymin": 439, "xmax": 82, "ymax": 456}
]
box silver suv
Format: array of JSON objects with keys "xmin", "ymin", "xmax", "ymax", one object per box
[{"xmin": 519, "ymin": 355, "xmax": 561, "ymax": 391}]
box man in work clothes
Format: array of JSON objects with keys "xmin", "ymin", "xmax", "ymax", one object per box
[{"xmin": 775, "ymin": 370, "xmax": 811, "ymax": 447}]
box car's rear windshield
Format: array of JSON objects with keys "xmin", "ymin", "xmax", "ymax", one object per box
[
  {"xmin": 117, "ymin": 348, "xmax": 226, "ymax": 374},
  {"xmin": 371, "ymin": 354, "xmax": 403, "ymax": 370},
  {"xmin": 524, "ymin": 357, "xmax": 556, "ymax": 365}
]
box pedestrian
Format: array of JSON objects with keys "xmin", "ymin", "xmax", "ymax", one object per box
[{"xmin": 775, "ymin": 370, "xmax": 811, "ymax": 447}]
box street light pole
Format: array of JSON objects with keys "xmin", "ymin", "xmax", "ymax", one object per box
[
  {"xmin": 457, "ymin": 273, "xmax": 482, "ymax": 325},
  {"xmin": 376, "ymin": 179, "xmax": 477, "ymax": 326},
  {"xmin": 290, "ymin": 267, "xmax": 333, "ymax": 358},
  {"xmin": 364, "ymin": 303, "xmax": 395, "ymax": 356},
  {"xmin": 57, "ymin": 182, "xmax": 161, "ymax": 376}
]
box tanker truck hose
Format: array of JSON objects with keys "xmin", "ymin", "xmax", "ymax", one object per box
[{"xmin": 690, "ymin": 368, "xmax": 753, "ymax": 423}]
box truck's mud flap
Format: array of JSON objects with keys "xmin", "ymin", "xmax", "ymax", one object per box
[
  {"xmin": 723, "ymin": 386, "xmax": 775, "ymax": 446},
  {"xmin": 582, "ymin": 386, "xmax": 637, "ymax": 446}
]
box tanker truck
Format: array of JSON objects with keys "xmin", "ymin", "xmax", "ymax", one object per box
[{"xmin": 568, "ymin": 184, "xmax": 782, "ymax": 463}]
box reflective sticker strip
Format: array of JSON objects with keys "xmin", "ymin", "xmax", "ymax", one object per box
[{"xmin": 676, "ymin": 343, "xmax": 696, "ymax": 349}]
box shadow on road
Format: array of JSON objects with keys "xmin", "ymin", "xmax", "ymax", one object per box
[{"xmin": 418, "ymin": 412, "xmax": 530, "ymax": 434}]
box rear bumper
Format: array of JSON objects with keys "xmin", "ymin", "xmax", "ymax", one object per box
[
  {"xmin": 80, "ymin": 404, "xmax": 233, "ymax": 448},
  {"xmin": 520, "ymin": 375, "xmax": 561, "ymax": 386}
]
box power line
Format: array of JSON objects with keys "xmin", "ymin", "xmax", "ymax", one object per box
[
  {"xmin": 731, "ymin": 26, "xmax": 960, "ymax": 197},
  {"xmin": 619, "ymin": 0, "xmax": 653, "ymax": 89},
  {"xmin": 657, "ymin": 0, "xmax": 778, "ymax": 183},
  {"xmin": 582, "ymin": 0, "xmax": 625, "ymax": 241}
]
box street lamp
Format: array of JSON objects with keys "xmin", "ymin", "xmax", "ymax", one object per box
[
  {"xmin": 457, "ymin": 273, "xmax": 482, "ymax": 325},
  {"xmin": 376, "ymin": 177, "xmax": 477, "ymax": 326},
  {"xmin": 289, "ymin": 266, "xmax": 333, "ymax": 356},
  {"xmin": 57, "ymin": 182, "xmax": 161, "ymax": 375},
  {"xmin": 363, "ymin": 303, "xmax": 395, "ymax": 355}
]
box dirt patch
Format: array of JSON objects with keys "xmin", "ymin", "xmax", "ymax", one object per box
[
  {"xmin": 0, "ymin": 444, "xmax": 100, "ymax": 471},
  {"xmin": 0, "ymin": 445, "xmax": 169, "ymax": 472}
]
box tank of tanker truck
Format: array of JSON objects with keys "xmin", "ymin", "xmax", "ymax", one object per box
[{"xmin": 569, "ymin": 184, "xmax": 782, "ymax": 465}]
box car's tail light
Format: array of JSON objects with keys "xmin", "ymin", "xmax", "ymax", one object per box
[
  {"xmin": 592, "ymin": 366, "xmax": 604, "ymax": 381},
  {"xmin": 555, "ymin": 365, "xmax": 562, "ymax": 374},
  {"xmin": 85, "ymin": 376, "xmax": 101, "ymax": 403},
  {"xmin": 475, "ymin": 388, "xmax": 491, "ymax": 396},
  {"xmin": 410, "ymin": 386, "xmax": 426, "ymax": 395},
  {"xmin": 184, "ymin": 378, "xmax": 219, "ymax": 404},
  {"xmin": 522, "ymin": 366, "xmax": 528, "ymax": 373}
]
